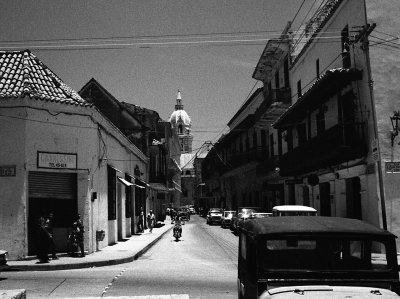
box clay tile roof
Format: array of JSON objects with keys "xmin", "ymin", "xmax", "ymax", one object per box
[{"xmin": 0, "ymin": 49, "xmax": 91, "ymax": 107}]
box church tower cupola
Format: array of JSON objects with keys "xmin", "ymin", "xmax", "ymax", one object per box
[{"xmin": 169, "ymin": 90, "xmax": 193, "ymax": 153}]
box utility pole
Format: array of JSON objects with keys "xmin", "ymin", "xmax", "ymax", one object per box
[{"xmin": 355, "ymin": 22, "xmax": 387, "ymax": 230}]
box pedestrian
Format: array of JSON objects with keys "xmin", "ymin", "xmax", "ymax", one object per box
[
  {"xmin": 138, "ymin": 211, "xmax": 144, "ymax": 233},
  {"xmin": 72, "ymin": 214, "xmax": 85, "ymax": 257},
  {"xmin": 36, "ymin": 215, "xmax": 50, "ymax": 263},
  {"xmin": 147, "ymin": 210, "xmax": 155, "ymax": 233},
  {"xmin": 45, "ymin": 212, "xmax": 58, "ymax": 260}
]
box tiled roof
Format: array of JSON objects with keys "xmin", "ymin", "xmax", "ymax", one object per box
[{"xmin": 0, "ymin": 50, "xmax": 90, "ymax": 106}]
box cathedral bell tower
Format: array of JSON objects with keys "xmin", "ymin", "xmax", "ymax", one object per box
[{"xmin": 169, "ymin": 90, "xmax": 193, "ymax": 153}]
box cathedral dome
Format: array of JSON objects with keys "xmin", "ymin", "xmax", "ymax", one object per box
[
  {"xmin": 170, "ymin": 109, "xmax": 191, "ymax": 126},
  {"xmin": 169, "ymin": 90, "xmax": 191, "ymax": 126}
]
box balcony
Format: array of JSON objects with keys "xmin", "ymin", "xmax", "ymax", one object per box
[
  {"xmin": 279, "ymin": 123, "xmax": 367, "ymax": 176},
  {"xmin": 256, "ymin": 155, "xmax": 279, "ymax": 176}
]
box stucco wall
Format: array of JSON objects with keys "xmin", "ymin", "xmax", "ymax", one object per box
[
  {"xmin": 0, "ymin": 98, "xmax": 147, "ymax": 259},
  {"xmin": 0, "ymin": 106, "xmax": 27, "ymax": 259}
]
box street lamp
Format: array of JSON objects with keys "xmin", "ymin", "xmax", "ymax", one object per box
[{"xmin": 390, "ymin": 111, "xmax": 400, "ymax": 146}]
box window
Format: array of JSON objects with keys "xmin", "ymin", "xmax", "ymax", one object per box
[
  {"xmin": 297, "ymin": 123, "xmax": 307, "ymax": 145},
  {"xmin": 107, "ymin": 166, "xmax": 117, "ymax": 220},
  {"xmin": 297, "ymin": 80, "xmax": 302, "ymax": 98},
  {"xmin": 341, "ymin": 25, "xmax": 351, "ymax": 68},
  {"xmin": 263, "ymin": 237, "xmax": 389, "ymax": 271},
  {"xmin": 261, "ymin": 130, "xmax": 267, "ymax": 148},
  {"xmin": 316, "ymin": 58, "xmax": 320, "ymax": 78},
  {"xmin": 275, "ymin": 71, "xmax": 280, "ymax": 89},
  {"xmin": 284, "ymin": 57, "xmax": 289, "ymax": 87},
  {"xmin": 316, "ymin": 107, "xmax": 326, "ymax": 135},
  {"xmin": 269, "ymin": 134, "xmax": 274, "ymax": 156},
  {"xmin": 178, "ymin": 124, "xmax": 183, "ymax": 134},
  {"xmin": 286, "ymin": 129, "xmax": 293, "ymax": 151},
  {"xmin": 125, "ymin": 174, "xmax": 132, "ymax": 218},
  {"xmin": 253, "ymin": 131, "xmax": 257, "ymax": 149}
]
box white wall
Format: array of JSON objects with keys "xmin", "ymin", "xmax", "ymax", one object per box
[{"xmin": 0, "ymin": 98, "xmax": 148, "ymax": 259}]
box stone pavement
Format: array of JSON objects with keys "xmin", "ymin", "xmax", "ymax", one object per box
[{"xmin": 4, "ymin": 222, "xmax": 173, "ymax": 271}]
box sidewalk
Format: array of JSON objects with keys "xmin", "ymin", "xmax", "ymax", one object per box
[{"xmin": 5, "ymin": 222, "xmax": 173, "ymax": 271}]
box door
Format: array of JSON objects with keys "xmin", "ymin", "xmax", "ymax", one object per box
[
  {"xmin": 28, "ymin": 171, "xmax": 77, "ymax": 255},
  {"xmin": 346, "ymin": 177, "xmax": 362, "ymax": 219},
  {"xmin": 319, "ymin": 182, "xmax": 331, "ymax": 216}
]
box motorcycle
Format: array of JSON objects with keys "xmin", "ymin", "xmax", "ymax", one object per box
[{"xmin": 173, "ymin": 220, "xmax": 183, "ymax": 241}]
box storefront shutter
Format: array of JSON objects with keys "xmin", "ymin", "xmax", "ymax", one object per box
[{"xmin": 28, "ymin": 171, "xmax": 76, "ymax": 199}]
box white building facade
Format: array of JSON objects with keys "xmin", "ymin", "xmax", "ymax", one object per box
[{"xmin": 0, "ymin": 50, "xmax": 148, "ymax": 259}]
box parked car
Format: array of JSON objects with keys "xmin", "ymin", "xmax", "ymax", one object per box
[
  {"xmin": 238, "ymin": 216, "xmax": 400, "ymax": 298},
  {"xmin": 0, "ymin": 250, "xmax": 8, "ymax": 271},
  {"xmin": 230, "ymin": 207, "xmax": 263, "ymax": 234},
  {"xmin": 188, "ymin": 206, "xmax": 196, "ymax": 214},
  {"xmin": 248, "ymin": 212, "xmax": 272, "ymax": 219},
  {"xmin": 272, "ymin": 205, "xmax": 317, "ymax": 216},
  {"xmin": 221, "ymin": 210, "xmax": 235, "ymax": 228},
  {"xmin": 237, "ymin": 212, "xmax": 272, "ymax": 232},
  {"xmin": 206, "ymin": 208, "xmax": 223, "ymax": 225},
  {"xmin": 177, "ymin": 207, "xmax": 190, "ymax": 221}
]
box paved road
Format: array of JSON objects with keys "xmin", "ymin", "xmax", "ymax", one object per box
[{"xmin": 0, "ymin": 215, "xmax": 239, "ymax": 298}]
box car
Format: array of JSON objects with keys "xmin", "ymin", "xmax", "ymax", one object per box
[
  {"xmin": 230, "ymin": 207, "xmax": 263, "ymax": 234},
  {"xmin": 237, "ymin": 212, "xmax": 272, "ymax": 232},
  {"xmin": 248, "ymin": 212, "xmax": 272, "ymax": 219},
  {"xmin": 0, "ymin": 250, "xmax": 8, "ymax": 271},
  {"xmin": 177, "ymin": 207, "xmax": 190, "ymax": 221},
  {"xmin": 272, "ymin": 205, "xmax": 317, "ymax": 216},
  {"xmin": 221, "ymin": 210, "xmax": 235, "ymax": 228},
  {"xmin": 206, "ymin": 208, "xmax": 223, "ymax": 225},
  {"xmin": 238, "ymin": 216, "xmax": 400, "ymax": 298},
  {"xmin": 188, "ymin": 206, "xmax": 196, "ymax": 214}
]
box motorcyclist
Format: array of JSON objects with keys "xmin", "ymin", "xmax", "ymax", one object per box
[{"xmin": 173, "ymin": 215, "xmax": 183, "ymax": 238}]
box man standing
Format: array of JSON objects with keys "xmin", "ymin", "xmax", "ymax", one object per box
[
  {"xmin": 73, "ymin": 214, "xmax": 85, "ymax": 257},
  {"xmin": 45, "ymin": 212, "xmax": 58, "ymax": 260},
  {"xmin": 147, "ymin": 210, "xmax": 155, "ymax": 233},
  {"xmin": 37, "ymin": 215, "xmax": 50, "ymax": 263}
]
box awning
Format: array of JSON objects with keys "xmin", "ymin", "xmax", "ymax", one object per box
[
  {"xmin": 149, "ymin": 183, "xmax": 169, "ymax": 192},
  {"xmin": 273, "ymin": 68, "xmax": 363, "ymax": 128},
  {"xmin": 173, "ymin": 180, "xmax": 182, "ymax": 193},
  {"xmin": 133, "ymin": 184, "xmax": 146, "ymax": 189},
  {"xmin": 135, "ymin": 177, "xmax": 150, "ymax": 187},
  {"xmin": 108, "ymin": 165, "xmax": 122, "ymax": 173},
  {"xmin": 117, "ymin": 177, "xmax": 133, "ymax": 186}
]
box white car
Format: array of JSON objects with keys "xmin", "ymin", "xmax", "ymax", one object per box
[
  {"xmin": 272, "ymin": 205, "xmax": 317, "ymax": 216},
  {"xmin": 206, "ymin": 208, "xmax": 223, "ymax": 225}
]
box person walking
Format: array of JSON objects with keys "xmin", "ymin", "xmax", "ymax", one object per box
[
  {"xmin": 72, "ymin": 214, "xmax": 85, "ymax": 257},
  {"xmin": 147, "ymin": 210, "xmax": 155, "ymax": 233},
  {"xmin": 45, "ymin": 212, "xmax": 58, "ymax": 260},
  {"xmin": 137, "ymin": 211, "xmax": 144, "ymax": 233},
  {"xmin": 37, "ymin": 215, "xmax": 50, "ymax": 263}
]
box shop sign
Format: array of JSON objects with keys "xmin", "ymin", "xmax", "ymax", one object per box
[
  {"xmin": 38, "ymin": 152, "xmax": 77, "ymax": 169},
  {"xmin": 385, "ymin": 161, "xmax": 400, "ymax": 173},
  {"xmin": 0, "ymin": 165, "xmax": 16, "ymax": 177}
]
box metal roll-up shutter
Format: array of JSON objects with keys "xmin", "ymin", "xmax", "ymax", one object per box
[{"xmin": 28, "ymin": 171, "xmax": 76, "ymax": 199}]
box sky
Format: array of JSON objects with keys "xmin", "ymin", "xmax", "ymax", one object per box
[{"xmin": 0, "ymin": 0, "xmax": 314, "ymax": 152}]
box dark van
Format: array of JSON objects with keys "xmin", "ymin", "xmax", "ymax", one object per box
[{"xmin": 238, "ymin": 216, "xmax": 400, "ymax": 298}]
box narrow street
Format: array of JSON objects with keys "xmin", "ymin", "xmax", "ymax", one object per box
[{"xmin": 0, "ymin": 215, "xmax": 238, "ymax": 298}]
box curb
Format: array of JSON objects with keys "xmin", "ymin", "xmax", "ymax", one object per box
[{"xmin": 5, "ymin": 226, "xmax": 173, "ymax": 271}]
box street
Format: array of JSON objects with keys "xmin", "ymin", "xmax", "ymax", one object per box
[{"xmin": 0, "ymin": 215, "xmax": 238, "ymax": 299}]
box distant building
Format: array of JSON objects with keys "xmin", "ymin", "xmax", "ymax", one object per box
[
  {"xmin": 169, "ymin": 90, "xmax": 193, "ymax": 154},
  {"xmin": 169, "ymin": 91, "xmax": 195, "ymax": 206}
]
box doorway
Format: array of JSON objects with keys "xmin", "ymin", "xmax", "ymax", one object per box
[
  {"xmin": 28, "ymin": 171, "xmax": 77, "ymax": 255},
  {"xmin": 319, "ymin": 182, "xmax": 331, "ymax": 216}
]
